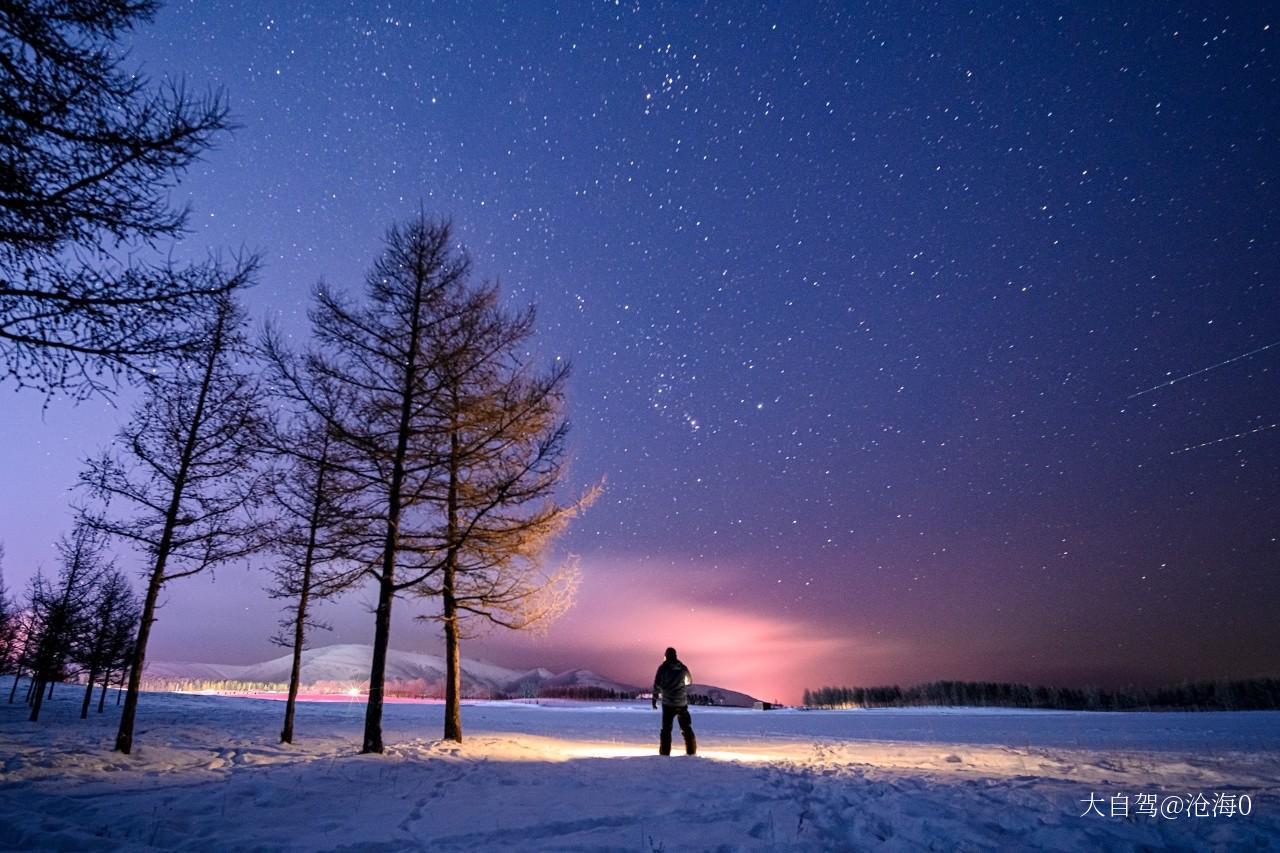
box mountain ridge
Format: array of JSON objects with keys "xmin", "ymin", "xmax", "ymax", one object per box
[
  {"xmin": 145, "ymin": 643, "xmax": 761, "ymax": 705},
  {"xmin": 145, "ymin": 643, "xmax": 639, "ymax": 699}
]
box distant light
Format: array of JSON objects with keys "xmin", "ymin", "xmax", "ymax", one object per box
[{"xmin": 346, "ymin": 688, "xmax": 361, "ymax": 697}]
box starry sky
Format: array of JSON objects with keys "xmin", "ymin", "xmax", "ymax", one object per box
[{"xmin": 3, "ymin": 1, "xmax": 1279, "ymax": 704}]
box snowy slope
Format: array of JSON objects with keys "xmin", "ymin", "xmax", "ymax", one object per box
[
  {"xmin": 542, "ymin": 668, "xmax": 633, "ymax": 691},
  {"xmin": 143, "ymin": 660, "xmax": 252, "ymax": 681},
  {"xmin": 3, "ymin": 678, "xmax": 1278, "ymax": 851},
  {"xmin": 145, "ymin": 643, "xmax": 640, "ymax": 697},
  {"xmin": 688, "ymin": 683, "xmax": 759, "ymax": 707}
]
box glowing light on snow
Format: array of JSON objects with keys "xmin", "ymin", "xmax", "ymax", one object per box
[
  {"xmin": 560, "ymin": 743, "xmax": 774, "ymax": 763},
  {"xmin": 692, "ymin": 749, "xmax": 774, "ymax": 763},
  {"xmin": 562, "ymin": 744, "xmax": 651, "ymax": 759},
  {"xmin": 471, "ymin": 735, "xmax": 781, "ymax": 765}
]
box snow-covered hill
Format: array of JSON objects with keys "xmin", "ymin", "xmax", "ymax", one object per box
[
  {"xmin": 688, "ymin": 683, "xmax": 759, "ymax": 708},
  {"xmin": 144, "ymin": 644, "xmax": 639, "ymax": 698}
]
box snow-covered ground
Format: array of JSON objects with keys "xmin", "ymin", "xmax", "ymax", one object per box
[{"xmin": 2, "ymin": 678, "xmax": 1277, "ymax": 851}]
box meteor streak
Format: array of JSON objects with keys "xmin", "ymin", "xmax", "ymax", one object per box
[
  {"xmin": 1128, "ymin": 339, "xmax": 1280, "ymax": 399},
  {"xmin": 1170, "ymin": 421, "xmax": 1279, "ymax": 456}
]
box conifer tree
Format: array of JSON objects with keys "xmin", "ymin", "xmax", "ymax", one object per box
[
  {"xmin": 267, "ymin": 216, "xmax": 592, "ymax": 751},
  {"xmin": 263, "ymin": 218, "xmax": 466, "ymax": 754},
  {"xmin": 79, "ymin": 276, "xmax": 268, "ymax": 753},
  {"xmin": 1, "ymin": 0, "xmax": 238, "ymax": 397},
  {"xmin": 417, "ymin": 283, "xmax": 590, "ymax": 743},
  {"xmin": 262, "ymin": 415, "xmax": 360, "ymax": 743},
  {"xmin": 26, "ymin": 523, "xmax": 109, "ymax": 721},
  {"xmin": 73, "ymin": 569, "xmax": 138, "ymax": 719}
]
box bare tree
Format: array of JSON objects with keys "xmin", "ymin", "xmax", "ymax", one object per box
[
  {"xmin": 73, "ymin": 569, "xmax": 138, "ymax": 719},
  {"xmin": 79, "ymin": 280, "xmax": 268, "ymax": 754},
  {"xmin": 25, "ymin": 524, "xmax": 110, "ymax": 721},
  {"xmin": 0, "ymin": 0, "xmax": 238, "ymax": 397},
  {"xmin": 263, "ymin": 217, "xmax": 468, "ymax": 754},
  {"xmin": 262, "ymin": 416, "xmax": 360, "ymax": 743},
  {"xmin": 96, "ymin": 601, "xmax": 138, "ymax": 714},
  {"xmin": 416, "ymin": 285, "xmax": 591, "ymax": 743}
]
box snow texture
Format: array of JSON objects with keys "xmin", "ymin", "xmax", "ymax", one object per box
[{"xmin": 1, "ymin": 677, "xmax": 1278, "ymax": 850}]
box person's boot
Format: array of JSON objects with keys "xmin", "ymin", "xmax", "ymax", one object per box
[
  {"xmin": 683, "ymin": 729, "xmax": 697, "ymax": 756},
  {"xmin": 659, "ymin": 730, "xmax": 672, "ymax": 755}
]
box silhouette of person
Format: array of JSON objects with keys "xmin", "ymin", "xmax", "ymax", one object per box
[{"xmin": 652, "ymin": 646, "xmax": 697, "ymax": 755}]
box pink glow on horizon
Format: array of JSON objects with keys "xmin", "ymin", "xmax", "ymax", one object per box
[{"xmin": 536, "ymin": 562, "xmax": 910, "ymax": 704}]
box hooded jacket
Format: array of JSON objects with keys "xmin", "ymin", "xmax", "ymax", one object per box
[{"xmin": 653, "ymin": 658, "xmax": 693, "ymax": 707}]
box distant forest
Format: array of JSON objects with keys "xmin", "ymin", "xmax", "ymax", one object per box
[
  {"xmin": 532, "ymin": 686, "xmax": 639, "ymax": 701},
  {"xmin": 803, "ymin": 678, "xmax": 1280, "ymax": 711}
]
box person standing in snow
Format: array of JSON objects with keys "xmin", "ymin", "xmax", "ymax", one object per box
[{"xmin": 652, "ymin": 646, "xmax": 697, "ymax": 755}]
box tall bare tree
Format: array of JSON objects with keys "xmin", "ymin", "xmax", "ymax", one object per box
[
  {"xmin": 79, "ymin": 278, "xmax": 268, "ymax": 753},
  {"xmin": 263, "ymin": 217, "xmax": 467, "ymax": 754},
  {"xmin": 0, "ymin": 0, "xmax": 237, "ymax": 397},
  {"xmin": 262, "ymin": 416, "xmax": 360, "ymax": 743},
  {"xmin": 417, "ymin": 286, "xmax": 590, "ymax": 743}
]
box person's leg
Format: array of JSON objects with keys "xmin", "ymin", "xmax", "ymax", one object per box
[
  {"xmin": 659, "ymin": 704, "xmax": 675, "ymax": 755},
  {"xmin": 677, "ymin": 707, "xmax": 696, "ymax": 755}
]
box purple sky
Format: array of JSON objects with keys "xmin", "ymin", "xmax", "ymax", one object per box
[{"xmin": 3, "ymin": 2, "xmax": 1279, "ymax": 704}]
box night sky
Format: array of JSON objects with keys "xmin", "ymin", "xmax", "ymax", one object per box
[{"xmin": 3, "ymin": 2, "xmax": 1279, "ymax": 704}]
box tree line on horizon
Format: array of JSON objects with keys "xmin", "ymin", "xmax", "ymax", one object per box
[
  {"xmin": 0, "ymin": 2, "xmax": 594, "ymax": 756},
  {"xmin": 802, "ymin": 678, "xmax": 1280, "ymax": 712}
]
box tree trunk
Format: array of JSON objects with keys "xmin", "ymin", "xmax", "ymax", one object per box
[
  {"xmin": 360, "ymin": 262, "xmax": 423, "ymax": 755},
  {"xmin": 442, "ymin": 423, "xmax": 462, "ymax": 743},
  {"xmin": 81, "ymin": 634, "xmax": 106, "ymax": 719},
  {"xmin": 116, "ymin": 668, "xmax": 126, "ymax": 705},
  {"xmin": 81, "ymin": 665, "xmax": 99, "ymax": 719},
  {"xmin": 114, "ymin": 307, "xmax": 224, "ymax": 754},
  {"xmin": 282, "ymin": 449, "xmax": 326, "ymax": 745},
  {"xmin": 362, "ymin": 576, "xmax": 395, "ymax": 753},
  {"xmin": 8, "ymin": 663, "xmax": 21, "ymax": 703},
  {"xmin": 443, "ymin": 586, "xmax": 461, "ymax": 742},
  {"xmin": 47, "ymin": 680, "xmax": 55, "ymax": 698},
  {"xmin": 28, "ymin": 677, "xmax": 46, "ymax": 721},
  {"xmin": 281, "ymin": 578, "xmax": 310, "ymax": 744},
  {"xmin": 359, "ymin": 437, "xmax": 406, "ymax": 754},
  {"xmin": 115, "ymin": 571, "xmax": 163, "ymax": 753},
  {"xmin": 98, "ymin": 667, "xmax": 111, "ymax": 713}
]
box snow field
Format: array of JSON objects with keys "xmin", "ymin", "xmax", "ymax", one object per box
[{"xmin": 2, "ymin": 678, "xmax": 1278, "ymax": 851}]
